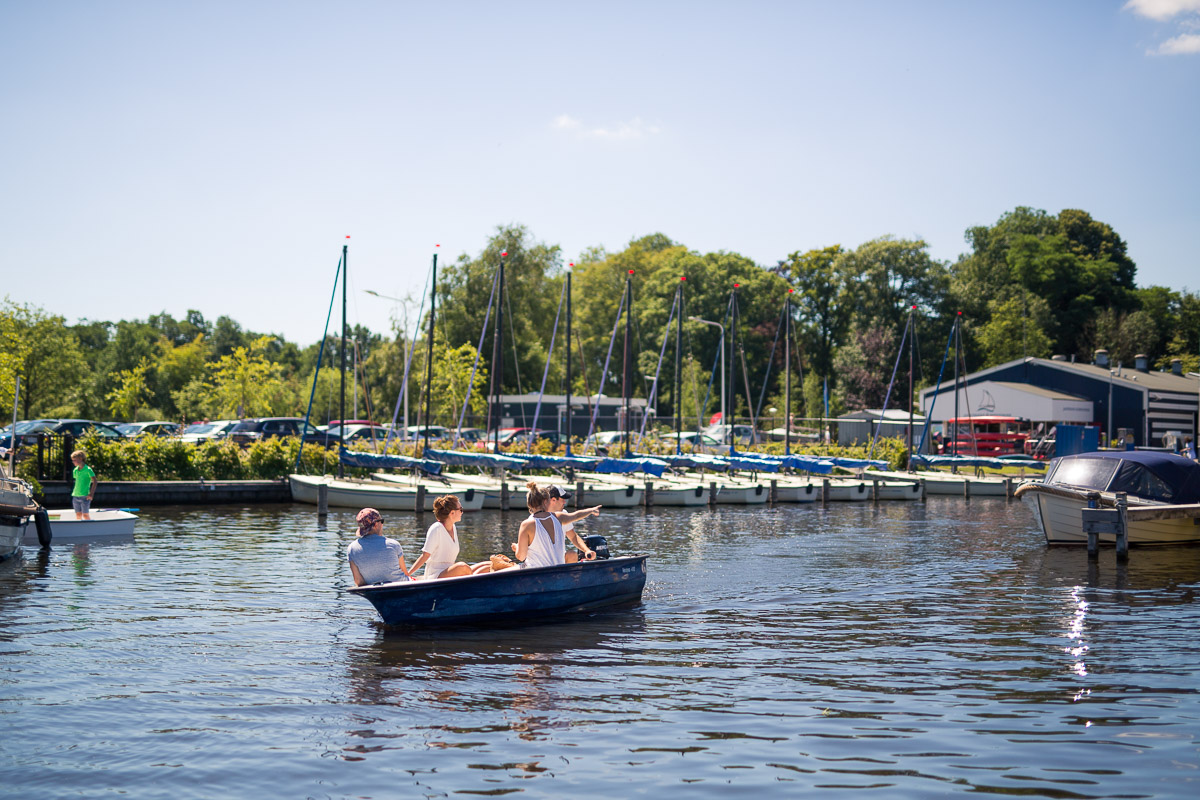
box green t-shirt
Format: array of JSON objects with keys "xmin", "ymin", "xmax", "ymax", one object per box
[{"xmin": 72, "ymin": 464, "xmax": 96, "ymax": 497}]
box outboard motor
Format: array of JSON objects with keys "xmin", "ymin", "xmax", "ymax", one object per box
[
  {"xmin": 34, "ymin": 507, "xmax": 52, "ymax": 548},
  {"xmin": 583, "ymin": 534, "xmax": 610, "ymax": 560}
]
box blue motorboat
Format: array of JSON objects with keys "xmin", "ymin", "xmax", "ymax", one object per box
[{"xmin": 347, "ymin": 555, "xmax": 649, "ymax": 626}]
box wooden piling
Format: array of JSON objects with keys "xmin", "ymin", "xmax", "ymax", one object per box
[
  {"xmin": 919, "ymin": 478, "xmax": 926, "ymax": 501},
  {"xmin": 769, "ymin": 479, "xmax": 777, "ymax": 504},
  {"xmin": 872, "ymin": 479, "xmax": 879, "ymax": 503},
  {"xmin": 317, "ymin": 483, "xmax": 328, "ymax": 515},
  {"xmin": 822, "ymin": 478, "xmax": 830, "ymax": 505},
  {"xmin": 963, "ymin": 478, "xmax": 971, "ymax": 500},
  {"xmin": 644, "ymin": 481, "xmax": 654, "ymax": 507},
  {"xmin": 709, "ymin": 481, "xmax": 718, "ymax": 506},
  {"xmin": 415, "ymin": 484, "xmax": 426, "ymax": 514},
  {"xmin": 500, "ymin": 482, "xmax": 510, "ymax": 511},
  {"xmin": 1004, "ymin": 477, "xmax": 1013, "ymax": 500},
  {"xmin": 576, "ymin": 480, "xmax": 584, "ymax": 508},
  {"xmin": 1116, "ymin": 492, "xmax": 1129, "ymax": 560}
]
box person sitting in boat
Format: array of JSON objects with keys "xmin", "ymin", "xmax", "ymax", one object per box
[
  {"xmin": 346, "ymin": 507, "xmax": 411, "ymax": 586},
  {"xmin": 512, "ymin": 481, "xmax": 601, "ymax": 569},
  {"xmin": 407, "ymin": 495, "xmax": 475, "ymax": 580}
]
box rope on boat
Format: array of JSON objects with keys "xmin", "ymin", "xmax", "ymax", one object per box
[
  {"xmin": 867, "ymin": 311, "xmax": 911, "ymax": 462},
  {"xmin": 454, "ymin": 268, "xmax": 501, "ymax": 447},
  {"xmin": 296, "ymin": 251, "xmax": 344, "ymax": 472},
  {"xmin": 528, "ymin": 279, "xmax": 568, "ymax": 452},
  {"xmin": 583, "ymin": 286, "xmax": 628, "ymax": 452}
]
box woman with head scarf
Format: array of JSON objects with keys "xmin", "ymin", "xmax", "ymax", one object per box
[{"xmin": 346, "ymin": 507, "xmax": 411, "ymax": 586}]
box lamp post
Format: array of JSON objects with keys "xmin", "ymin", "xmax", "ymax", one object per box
[{"xmin": 689, "ymin": 316, "xmax": 724, "ymax": 434}]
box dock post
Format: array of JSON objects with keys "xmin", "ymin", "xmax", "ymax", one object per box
[
  {"xmin": 822, "ymin": 478, "xmax": 830, "ymax": 505},
  {"xmin": 963, "ymin": 479, "xmax": 971, "ymax": 500},
  {"xmin": 769, "ymin": 479, "xmax": 778, "ymax": 504},
  {"xmin": 317, "ymin": 483, "xmax": 328, "ymax": 515},
  {"xmin": 500, "ymin": 482, "xmax": 510, "ymax": 511},
  {"xmin": 709, "ymin": 481, "xmax": 718, "ymax": 506},
  {"xmin": 1005, "ymin": 477, "xmax": 1013, "ymax": 500},
  {"xmin": 644, "ymin": 481, "xmax": 654, "ymax": 508},
  {"xmin": 576, "ymin": 480, "xmax": 585, "ymax": 508},
  {"xmin": 415, "ymin": 484, "xmax": 426, "ymax": 514},
  {"xmin": 919, "ymin": 478, "xmax": 926, "ymax": 501},
  {"xmin": 1116, "ymin": 492, "xmax": 1129, "ymax": 560},
  {"xmin": 872, "ymin": 479, "xmax": 879, "ymax": 504}
]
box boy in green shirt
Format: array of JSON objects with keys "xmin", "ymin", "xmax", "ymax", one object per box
[{"xmin": 71, "ymin": 449, "xmax": 96, "ymax": 520}]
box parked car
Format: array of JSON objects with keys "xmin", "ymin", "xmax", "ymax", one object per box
[
  {"xmin": 581, "ymin": 430, "xmax": 627, "ymax": 454},
  {"xmin": 703, "ymin": 423, "xmax": 760, "ymax": 446},
  {"xmin": 227, "ymin": 417, "xmax": 341, "ymax": 447},
  {"xmin": 328, "ymin": 423, "xmax": 397, "ymax": 446},
  {"xmin": 0, "ymin": 419, "xmax": 56, "ymax": 451},
  {"xmin": 661, "ymin": 431, "xmax": 722, "ymax": 452},
  {"xmin": 116, "ymin": 421, "xmax": 182, "ymax": 438},
  {"xmin": 478, "ymin": 428, "xmax": 562, "ymax": 451},
  {"xmin": 177, "ymin": 420, "xmax": 239, "ymax": 444},
  {"xmin": 403, "ymin": 425, "xmax": 450, "ymax": 440}
]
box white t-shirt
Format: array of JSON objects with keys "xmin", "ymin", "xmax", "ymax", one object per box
[
  {"xmin": 421, "ymin": 520, "xmax": 460, "ymax": 579},
  {"xmin": 524, "ymin": 513, "xmax": 566, "ymax": 569}
]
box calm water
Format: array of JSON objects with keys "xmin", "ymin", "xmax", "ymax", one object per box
[{"xmin": 3, "ymin": 497, "xmax": 1200, "ymax": 798}]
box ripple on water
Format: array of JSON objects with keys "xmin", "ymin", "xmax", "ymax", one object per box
[{"xmin": 2, "ymin": 498, "xmax": 1200, "ymax": 797}]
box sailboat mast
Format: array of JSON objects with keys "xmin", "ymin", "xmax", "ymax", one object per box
[
  {"xmin": 423, "ymin": 252, "xmax": 437, "ymax": 453},
  {"xmin": 675, "ymin": 278, "xmax": 684, "ymax": 453},
  {"xmin": 952, "ymin": 313, "xmax": 960, "ymax": 456},
  {"xmin": 565, "ymin": 264, "xmax": 573, "ymax": 457},
  {"xmin": 491, "ymin": 251, "xmax": 507, "ymax": 452},
  {"xmin": 623, "ymin": 270, "xmax": 633, "ymax": 459},
  {"xmin": 339, "ymin": 242, "xmax": 347, "ymax": 478},
  {"xmin": 908, "ymin": 304, "xmax": 915, "ymax": 471},
  {"xmin": 785, "ymin": 291, "xmax": 792, "ymax": 456}
]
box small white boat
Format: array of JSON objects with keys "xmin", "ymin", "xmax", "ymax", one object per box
[
  {"xmin": 713, "ymin": 479, "xmax": 768, "ymax": 505},
  {"xmin": 869, "ymin": 469, "xmax": 1015, "ymax": 497},
  {"xmin": 21, "ymin": 508, "xmax": 138, "ymax": 544},
  {"xmin": 1016, "ymin": 451, "xmax": 1200, "ymax": 546},
  {"xmin": 289, "ymin": 474, "xmax": 486, "ymax": 511},
  {"xmin": 646, "ymin": 479, "xmax": 711, "ymax": 506},
  {"xmin": 772, "ymin": 480, "xmax": 819, "ymax": 503}
]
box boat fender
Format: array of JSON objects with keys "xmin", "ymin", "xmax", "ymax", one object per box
[
  {"xmin": 34, "ymin": 507, "xmax": 52, "ymax": 548},
  {"xmin": 583, "ymin": 535, "xmax": 610, "ymax": 560}
]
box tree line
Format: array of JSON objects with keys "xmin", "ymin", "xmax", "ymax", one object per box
[{"xmin": 3, "ymin": 206, "xmax": 1197, "ymax": 428}]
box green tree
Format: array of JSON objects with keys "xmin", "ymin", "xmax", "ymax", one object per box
[
  {"xmin": 0, "ymin": 300, "xmax": 89, "ymax": 418},
  {"xmin": 777, "ymin": 245, "xmax": 851, "ymax": 390},
  {"xmin": 205, "ymin": 336, "xmax": 292, "ymax": 417},
  {"xmin": 976, "ymin": 294, "xmax": 1053, "ymax": 365},
  {"xmin": 106, "ymin": 358, "xmax": 153, "ymax": 420}
]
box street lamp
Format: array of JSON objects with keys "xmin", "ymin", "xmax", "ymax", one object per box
[{"xmin": 688, "ymin": 316, "xmax": 724, "ymax": 432}]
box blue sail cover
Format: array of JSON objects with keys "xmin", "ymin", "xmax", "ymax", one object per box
[
  {"xmin": 510, "ymin": 454, "xmax": 602, "ymax": 471},
  {"xmin": 423, "ymin": 448, "xmax": 526, "ymax": 469},
  {"xmin": 826, "ymin": 456, "xmax": 890, "ymax": 470},
  {"xmin": 912, "ymin": 454, "xmax": 1047, "ymax": 470},
  {"xmin": 594, "ymin": 457, "xmax": 669, "ymax": 477},
  {"xmin": 339, "ymin": 448, "xmax": 443, "ymax": 474}
]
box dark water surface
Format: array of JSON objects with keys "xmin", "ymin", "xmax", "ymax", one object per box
[{"xmin": 3, "ymin": 498, "xmax": 1200, "ymax": 798}]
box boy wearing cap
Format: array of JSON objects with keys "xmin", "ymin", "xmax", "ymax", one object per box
[{"xmin": 347, "ymin": 507, "xmax": 411, "ymax": 586}]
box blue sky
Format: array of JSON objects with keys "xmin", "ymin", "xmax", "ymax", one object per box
[{"xmin": 2, "ymin": 0, "xmax": 1198, "ymax": 345}]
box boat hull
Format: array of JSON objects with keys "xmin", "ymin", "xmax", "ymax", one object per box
[
  {"xmin": 647, "ymin": 482, "xmax": 710, "ymax": 506},
  {"xmin": 714, "ymin": 482, "xmax": 768, "ymax": 505},
  {"xmin": 21, "ymin": 509, "xmax": 137, "ymax": 543},
  {"xmin": 289, "ymin": 475, "xmax": 485, "ymax": 511},
  {"xmin": 1026, "ymin": 489, "xmax": 1200, "ymax": 546},
  {"xmin": 773, "ymin": 481, "xmax": 819, "ymax": 503},
  {"xmin": 1, "ymin": 516, "xmax": 25, "ymax": 561},
  {"xmin": 348, "ymin": 555, "xmax": 649, "ymax": 626}
]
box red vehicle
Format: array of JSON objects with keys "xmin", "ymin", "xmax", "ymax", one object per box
[{"xmin": 940, "ymin": 416, "xmax": 1028, "ymax": 457}]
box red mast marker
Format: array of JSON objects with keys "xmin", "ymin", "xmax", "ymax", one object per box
[
  {"xmin": 629, "ymin": 270, "xmax": 634, "ymax": 275},
  {"xmin": 501, "ymin": 250, "xmax": 508, "ymax": 257}
]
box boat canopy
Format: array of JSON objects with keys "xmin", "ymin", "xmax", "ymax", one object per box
[
  {"xmin": 912, "ymin": 454, "xmax": 1047, "ymax": 470},
  {"xmin": 511, "ymin": 453, "xmax": 601, "ymax": 471},
  {"xmin": 1045, "ymin": 451, "xmax": 1200, "ymax": 504},
  {"xmin": 423, "ymin": 448, "xmax": 525, "ymax": 469},
  {"xmin": 338, "ymin": 448, "xmax": 443, "ymax": 474},
  {"xmin": 594, "ymin": 457, "xmax": 669, "ymax": 477}
]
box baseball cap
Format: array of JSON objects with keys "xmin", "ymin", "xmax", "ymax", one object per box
[{"xmin": 547, "ymin": 485, "xmax": 572, "ymax": 500}]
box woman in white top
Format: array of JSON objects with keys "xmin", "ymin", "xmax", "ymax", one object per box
[
  {"xmin": 408, "ymin": 495, "xmax": 474, "ymax": 579},
  {"xmin": 513, "ymin": 481, "xmax": 601, "ymax": 569}
]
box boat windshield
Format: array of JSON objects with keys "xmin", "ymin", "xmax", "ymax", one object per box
[
  {"xmin": 1109, "ymin": 462, "xmax": 1177, "ymax": 503},
  {"xmin": 1047, "ymin": 457, "xmax": 1119, "ymax": 491}
]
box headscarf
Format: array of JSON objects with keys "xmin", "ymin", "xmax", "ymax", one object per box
[{"xmin": 356, "ymin": 507, "xmax": 382, "ymax": 535}]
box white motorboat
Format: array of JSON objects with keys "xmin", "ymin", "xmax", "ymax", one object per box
[
  {"xmin": 289, "ymin": 474, "xmax": 486, "ymax": 511},
  {"xmin": 869, "ymin": 469, "xmax": 1015, "ymax": 497},
  {"xmin": 1015, "ymin": 451, "xmax": 1200, "ymax": 546},
  {"xmin": 21, "ymin": 508, "xmax": 138, "ymax": 544},
  {"xmin": 2, "ymin": 467, "xmax": 41, "ymax": 559}
]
